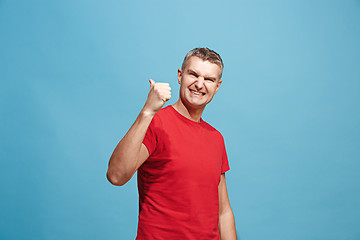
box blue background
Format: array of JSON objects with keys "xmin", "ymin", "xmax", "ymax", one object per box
[{"xmin": 1, "ymin": 0, "xmax": 360, "ymax": 239}]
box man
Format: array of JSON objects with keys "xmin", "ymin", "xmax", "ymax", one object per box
[{"xmin": 107, "ymin": 48, "xmax": 237, "ymax": 239}]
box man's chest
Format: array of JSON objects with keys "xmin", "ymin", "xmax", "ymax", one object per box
[{"xmin": 142, "ymin": 124, "xmax": 223, "ymax": 184}]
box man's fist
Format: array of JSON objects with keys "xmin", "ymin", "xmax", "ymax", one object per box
[{"xmin": 143, "ymin": 79, "xmax": 171, "ymax": 115}]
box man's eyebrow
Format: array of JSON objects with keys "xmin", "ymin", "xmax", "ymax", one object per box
[
  {"xmin": 188, "ymin": 68, "xmax": 218, "ymax": 81},
  {"xmin": 187, "ymin": 69, "xmax": 198, "ymax": 74},
  {"xmin": 206, "ymin": 76, "xmax": 217, "ymax": 81}
]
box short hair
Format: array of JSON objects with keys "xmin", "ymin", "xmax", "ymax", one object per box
[{"xmin": 181, "ymin": 47, "xmax": 224, "ymax": 79}]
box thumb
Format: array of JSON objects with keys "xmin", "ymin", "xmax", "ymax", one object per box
[{"xmin": 149, "ymin": 79, "xmax": 155, "ymax": 87}]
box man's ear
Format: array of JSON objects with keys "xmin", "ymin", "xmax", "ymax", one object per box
[
  {"xmin": 177, "ymin": 68, "xmax": 182, "ymax": 84},
  {"xmin": 215, "ymin": 79, "xmax": 223, "ymax": 94}
]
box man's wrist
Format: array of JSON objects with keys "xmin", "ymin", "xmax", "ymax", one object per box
[{"xmin": 139, "ymin": 108, "xmax": 156, "ymax": 119}]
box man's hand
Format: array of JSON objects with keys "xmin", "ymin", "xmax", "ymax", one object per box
[{"xmin": 143, "ymin": 79, "xmax": 171, "ymax": 115}]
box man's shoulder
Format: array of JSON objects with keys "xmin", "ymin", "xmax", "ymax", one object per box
[
  {"xmin": 201, "ymin": 119, "xmax": 224, "ymax": 138},
  {"xmin": 153, "ymin": 105, "xmax": 172, "ymax": 119},
  {"xmin": 150, "ymin": 106, "xmax": 173, "ymax": 126}
]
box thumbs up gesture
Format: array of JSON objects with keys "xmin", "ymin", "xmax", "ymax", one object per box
[{"xmin": 143, "ymin": 79, "xmax": 171, "ymax": 115}]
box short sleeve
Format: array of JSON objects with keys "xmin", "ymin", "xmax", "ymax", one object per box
[
  {"xmin": 142, "ymin": 116, "xmax": 158, "ymax": 156},
  {"xmin": 221, "ymin": 136, "xmax": 230, "ymax": 173}
]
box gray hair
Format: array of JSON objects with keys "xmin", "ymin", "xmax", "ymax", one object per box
[{"xmin": 181, "ymin": 48, "xmax": 224, "ymax": 79}]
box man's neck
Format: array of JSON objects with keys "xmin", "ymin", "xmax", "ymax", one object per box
[{"xmin": 172, "ymin": 100, "xmax": 205, "ymax": 123}]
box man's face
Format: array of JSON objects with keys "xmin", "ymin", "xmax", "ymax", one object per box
[{"xmin": 178, "ymin": 56, "xmax": 223, "ymax": 110}]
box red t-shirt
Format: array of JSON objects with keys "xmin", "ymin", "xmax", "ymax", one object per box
[{"xmin": 137, "ymin": 106, "xmax": 230, "ymax": 240}]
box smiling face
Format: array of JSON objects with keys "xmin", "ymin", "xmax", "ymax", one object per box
[{"xmin": 177, "ymin": 56, "xmax": 223, "ymax": 111}]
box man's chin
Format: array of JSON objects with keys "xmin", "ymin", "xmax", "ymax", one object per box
[
  {"xmin": 187, "ymin": 100, "xmax": 208, "ymax": 109},
  {"xmin": 180, "ymin": 96, "xmax": 208, "ymax": 110}
]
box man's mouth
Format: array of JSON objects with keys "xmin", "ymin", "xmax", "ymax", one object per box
[{"xmin": 190, "ymin": 89, "xmax": 205, "ymax": 96}]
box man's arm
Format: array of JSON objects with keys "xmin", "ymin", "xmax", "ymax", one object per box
[
  {"xmin": 106, "ymin": 79, "xmax": 171, "ymax": 186},
  {"xmin": 219, "ymin": 173, "xmax": 237, "ymax": 240}
]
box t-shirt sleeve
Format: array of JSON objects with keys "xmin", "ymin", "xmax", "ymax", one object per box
[
  {"xmin": 221, "ymin": 136, "xmax": 230, "ymax": 173},
  {"xmin": 142, "ymin": 116, "xmax": 158, "ymax": 156}
]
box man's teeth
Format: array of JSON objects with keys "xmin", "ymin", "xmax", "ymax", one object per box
[{"xmin": 190, "ymin": 90, "xmax": 204, "ymax": 95}]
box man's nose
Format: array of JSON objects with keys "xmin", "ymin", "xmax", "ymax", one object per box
[{"xmin": 195, "ymin": 77, "xmax": 204, "ymax": 89}]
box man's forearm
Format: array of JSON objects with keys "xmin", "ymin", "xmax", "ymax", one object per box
[
  {"xmin": 107, "ymin": 109, "xmax": 154, "ymax": 186},
  {"xmin": 107, "ymin": 79, "xmax": 171, "ymax": 186},
  {"xmin": 219, "ymin": 209, "xmax": 237, "ymax": 240}
]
